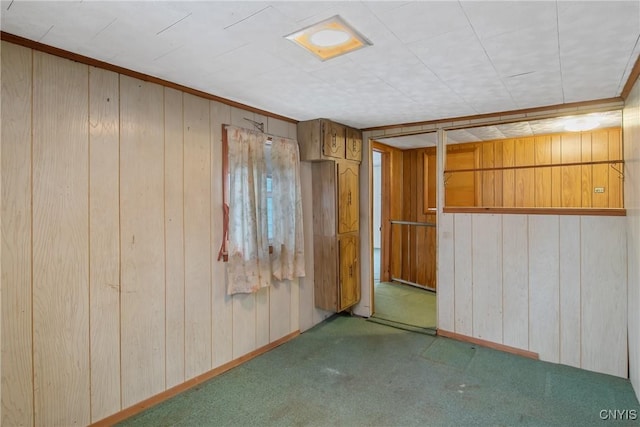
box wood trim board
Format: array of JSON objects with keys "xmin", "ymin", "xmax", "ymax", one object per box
[
  {"xmin": 442, "ymin": 207, "xmax": 626, "ymax": 216},
  {"xmin": 437, "ymin": 329, "xmax": 539, "ymax": 360}
]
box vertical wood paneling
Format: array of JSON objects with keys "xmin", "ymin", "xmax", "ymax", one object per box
[
  {"xmin": 502, "ymin": 215, "xmax": 528, "ymax": 349},
  {"xmin": 437, "ymin": 213, "xmax": 455, "ymax": 331},
  {"xmin": 591, "ymin": 131, "xmax": 609, "ymax": 208},
  {"xmin": 608, "ymin": 128, "xmax": 623, "ymax": 207},
  {"xmin": 580, "ymin": 134, "xmax": 592, "ymax": 207},
  {"xmin": 559, "ymin": 216, "xmax": 581, "ymax": 368},
  {"xmin": 164, "ymin": 87, "xmax": 185, "ymax": 387},
  {"xmin": 551, "ymin": 135, "xmax": 563, "ymax": 207},
  {"xmin": 502, "ymin": 139, "xmax": 515, "ymax": 207},
  {"xmin": 581, "ymin": 216, "xmax": 627, "ymax": 377},
  {"xmin": 32, "ymin": 51, "xmax": 90, "ymax": 425},
  {"xmin": 88, "ymin": 66, "xmax": 121, "ymax": 421},
  {"xmin": 453, "ymin": 214, "xmax": 473, "ymax": 335},
  {"xmin": 119, "ymin": 75, "xmax": 166, "ymax": 407},
  {"xmin": 210, "ymin": 101, "xmax": 233, "ymax": 367},
  {"xmin": 534, "ymin": 136, "xmax": 551, "ymax": 207},
  {"xmin": 1, "ymin": 41, "xmax": 34, "ymax": 427},
  {"xmin": 471, "ymin": 215, "xmax": 502, "ymax": 343},
  {"xmin": 528, "ymin": 215, "xmax": 560, "ymax": 363},
  {"xmin": 256, "ymin": 287, "xmax": 271, "ymax": 347},
  {"xmin": 298, "ymin": 161, "xmax": 316, "ymax": 332},
  {"xmin": 482, "ymin": 143, "xmax": 495, "ymax": 206},
  {"xmin": 183, "ymin": 93, "xmax": 212, "ymax": 378},
  {"xmin": 561, "ymin": 134, "xmax": 581, "ymax": 207},
  {"xmin": 514, "ymin": 138, "xmax": 534, "ymax": 207}
]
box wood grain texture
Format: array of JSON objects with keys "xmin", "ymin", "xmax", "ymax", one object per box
[
  {"xmin": 528, "ymin": 215, "xmax": 560, "ymax": 363},
  {"xmin": 1, "ymin": 41, "xmax": 34, "ymax": 427},
  {"xmin": 183, "ymin": 93, "xmax": 212, "ymax": 379},
  {"xmin": 32, "ymin": 51, "xmax": 90, "ymax": 425},
  {"xmin": 164, "ymin": 87, "xmax": 185, "ymax": 387},
  {"xmin": 453, "ymin": 214, "xmax": 473, "ymax": 336},
  {"xmin": 558, "ymin": 216, "xmax": 581, "ymax": 368},
  {"xmin": 88, "ymin": 66, "xmax": 121, "ymax": 421},
  {"xmin": 119, "ymin": 75, "xmax": 166, "ymax": 407},
  {"xmin": 210, "ymin": 101, "xmax": 233, "ymax": 368},
  {"xmin": 437, "ymin": 214, "xmax": 455, "ymax": 332},
  {"xmin": 501, "ymin": 215, "xmax": 529, "ymax": 350},
  {"xmin": 581, "ymin": 216, "xmax": 627, "ymax": 377},
  {"xmin": 534, "ymin": 136, "xmax": 552, "ymax": 207},
  {"xmin": 471, "ymin": 215, "xmax": 503, "ymax": 343},
  {"xmin": 256, "ymin": 287, "xmax": 271, "ymax": 348}
]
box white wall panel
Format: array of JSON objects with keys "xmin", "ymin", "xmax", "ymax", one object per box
[
  {"xmin": 623, "ymin": 72, "xmax": 640, "ymax": 401},
  {"xmin": 581, "ymin": 216, "xmax": 627, "ymax": 377},
  {"xmin": 502, "ymin": 215, "xmax": 528, "ymax": 349},
  {"xmin": 471, "ymin": 215, "xmax": 503, "ymax": 343},
  {"xmin": 559, "ymin": 216, "xmax": 581, "ymax": 368},
  {"xmin": 437, "ymin": 213, "xmax": 455, "ymax": 332},
  {"xmin": 454, "ymin": 214, "xmax": 473, "ymax": 335},
  {"xmin": 528, "ymin": 215, "xmax": 560, "ymax": 363}
]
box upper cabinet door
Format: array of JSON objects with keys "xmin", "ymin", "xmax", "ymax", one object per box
[
  {"xmin": 337, "ymin": 162, "xmax": 359, "ymax": 234},
  {"xmin": 322, "ymin": 121, "xmax": 346, "ymax": 159},
  {"xmin": 345, "ymin": 128, "xmax": 362, "ymax": 161}
]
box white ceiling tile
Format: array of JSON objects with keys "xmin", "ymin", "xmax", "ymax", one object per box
[{"xmin": 1, "ymin": 1, "xmax": 636, "ymax": 129}]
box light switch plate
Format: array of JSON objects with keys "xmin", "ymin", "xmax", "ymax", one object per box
[{"xmin": 594, "ymin": 187, "xmax": 605, "ymax": 193}]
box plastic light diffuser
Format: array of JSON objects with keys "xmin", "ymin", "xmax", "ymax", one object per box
[{"xmin": 285, "ymin": 15, "xmax": 371, "ymax": 61}]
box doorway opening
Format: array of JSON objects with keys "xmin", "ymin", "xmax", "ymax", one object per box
[{"xmin": 369, "ymin": 137, "xmax": 437, "ymax": 333}]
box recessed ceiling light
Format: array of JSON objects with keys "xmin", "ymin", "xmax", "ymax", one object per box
[
  {"xmin": 563, "ymin": 115, "xmax": 601, "ymax": 132},
  {"xmin": 285, "ymin": 15, "xmax": 372, "ymax": 61}
]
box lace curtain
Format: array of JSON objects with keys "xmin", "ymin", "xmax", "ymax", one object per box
[{"xmin": 225, "ymin": 126, "xmax": 305, "ymax": 295}]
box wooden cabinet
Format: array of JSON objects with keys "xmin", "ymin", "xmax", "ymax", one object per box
[
  {"xmin": 298, "ymin": 118, "xmax": 362, "ymax": 162},
  {"xmin": 299, "ymin": 119, "xmax": 362, "ymax": 312}
]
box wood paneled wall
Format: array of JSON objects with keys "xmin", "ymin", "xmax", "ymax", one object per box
[
  {"xmin": 0, "ymin": 41, "xmax": 323, "ymax": 426},
  {"xmin": 396, "ymin": 148, "xmax": 437, "ymax": 289},
  {"xmin": 446, "ymin": 128, "xmax": 624, "ymax": 208},
  {"xmin": 623, "ymin": 70, "xmax": 640, "ymax": 401},
  {"xmin": 438, "ymin": 212, "xmax": 628, "ymax": 377}
]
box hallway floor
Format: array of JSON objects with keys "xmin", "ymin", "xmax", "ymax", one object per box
[{"xmin": 119, "ymin": 315, "xmax": 640, "ymax": 426}]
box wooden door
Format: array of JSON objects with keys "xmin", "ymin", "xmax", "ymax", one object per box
[
  {"xmin": 346, "ymin": 128, "xmax": 362, "ymax": 161},
  {"xmin": 339, "ymin": 234, "xmax": 360, "ymax": 310},
  {"xmin": 337, "ymin": 162, "xmax": 359, "ymax": 233},
  {"xmin": 323, "ymin": 121, "xmax": 345, "ymax": 159}
]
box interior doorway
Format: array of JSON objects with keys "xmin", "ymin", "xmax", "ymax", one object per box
[{"xmin": 370, "ymin": 138, "xmax": 437, "ymax": 332}]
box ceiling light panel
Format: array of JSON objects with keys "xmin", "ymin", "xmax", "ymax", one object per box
[{"xmin": 285, "ymin": 15, "xmax": 372, "ymax": 61}]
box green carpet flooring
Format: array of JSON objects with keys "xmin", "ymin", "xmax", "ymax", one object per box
[
  {"xmin": 370, "ymin": 281, "xmax": 436, "ymax": 332},
  {"xmin": 118, "ymin": 315, "xmax": 640, "ymax": 426}
]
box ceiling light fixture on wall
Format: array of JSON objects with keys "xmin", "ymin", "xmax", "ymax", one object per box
[
  {"xmin": 285, "ymin": 15, "xmax": 372, "ymax": 61},
  {"xmin": 563, "ymin": 114, "xmax": 602, "ymax": 132}
]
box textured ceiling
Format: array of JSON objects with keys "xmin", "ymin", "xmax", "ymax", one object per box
[{"xmin": 1, "ymin": 1, "xmax": 639, "ymax": 129}]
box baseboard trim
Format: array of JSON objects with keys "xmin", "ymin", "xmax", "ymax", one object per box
[
  {"xmin": 90, "ymin": 330, "xmax": 300, "ymax": 426},
  {"xmin": 436, "ymin": 329, "xmax": 539, "ymax": 360}
]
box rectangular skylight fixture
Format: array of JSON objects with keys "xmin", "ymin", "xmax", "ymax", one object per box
[{"xmin": 285, "ymin": 15, "xmax": 372, "ymax": 61}]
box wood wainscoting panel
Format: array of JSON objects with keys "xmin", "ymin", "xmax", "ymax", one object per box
[
  {"xmin": 210, "ymin": 101, "xmax": 234, "ymax": 368},
  {"xmin": 1, "ymin": 41, "xmax": 34, "ymax": 427},
  {"xmin": 184, "ymin": 93, "xmax": 213, "ymax": 379},
  {"xmin": 453, "ymin": 214, "xmax": 473, "ymax": 336},
  {"xmin": 501, "ymin": 215, "xmax": 529, "ymax": 350},
  {"xmin": 558, "ymin": 216, "xmax": 581, "ymax": 369},
  {"xmin": 471, "ymin": 214, "xmax": 503, "ymax": 343},
  {"xmin": 528, "ymin": 215, "xmax": 560, "ymax": 363},
  {"xmin": 164, "ymin": 87, "xmax": 186, "ymax": 388},
  {"xmin": 437, "ymin": 214, "xmax": 455, "ymax": 332},
  {"xmin": 88, "ymin": 65, "xmax": 122, "ymax": 421},
  {"xmin": 32, "ymin": 51, "xmax": 91, "ymax": 425},
  {"xmin": 581, "ymin": 216, "xmax": 627, "ymax": 377},
  {"xmin": 119, "ymin": 75, "xmax": 166, "ymax": 407}
]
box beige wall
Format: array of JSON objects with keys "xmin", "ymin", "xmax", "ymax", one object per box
[
  {"xmin": 0, "ymin": 41, "xmax": 325, "ymax": 425},
  {"xmin": 623, "ymin": 72, "xmax": 640, "ymax": 400}
]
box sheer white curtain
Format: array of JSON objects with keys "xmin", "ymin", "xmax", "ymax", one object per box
[
  {"xmin": 226, "ymin": 126, "xmax": 271, "ymax": 294},
  {"xmin": 225, "ymin": 126, "xmax": 305, "ymax": 295},
  {"xmin": 271, "ymin": 136, "xmax": 305, "ymax": 280}
]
